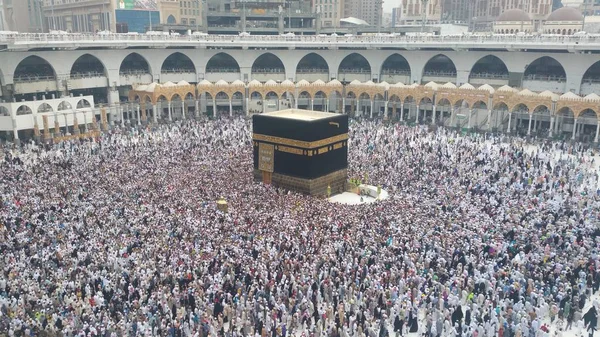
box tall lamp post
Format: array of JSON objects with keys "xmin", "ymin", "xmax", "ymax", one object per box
[
  {"xmin": 420, "ymin": 0, "xmax": 429, "ymax": 33},
  {"xmin": 37, "ymin": 0, "xmax": 45, "ymax": 33},
  {"xmin": 50, "ymin": 0, "xmax": 56, "ymax": 30}
]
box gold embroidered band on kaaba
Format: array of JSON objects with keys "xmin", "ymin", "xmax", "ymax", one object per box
[{"xmin": 252, "ymin": 133, "xmax": 349, "ymax": 149}]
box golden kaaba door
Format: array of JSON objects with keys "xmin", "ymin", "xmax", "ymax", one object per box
[
  {"xmin": 258, "ymin": 143, "xmax": 274, "ymax": 185},
  {"xmin": 258, "ymin": 143, "xmax": 275, "ymax": 172}
]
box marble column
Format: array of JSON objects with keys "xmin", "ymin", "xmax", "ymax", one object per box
[{"xmin": 415, "ymin": 105, "xmax": 420, "ymax": 124}]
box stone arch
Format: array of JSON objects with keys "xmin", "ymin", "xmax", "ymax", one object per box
[
  {"xmin": 338, "ymin": 53, "xmax": 371, "ymax": 78},
  {"xmin": 512, "ymin": 103, "xmax": 529, "ymax": 113},
  {"xmin": 77, "ymin": 99, "xmax": 92, "ymax": 109},
  {"xmin": 471, "ymin": 100, "xmax": 488, "ymax": 110},
  {"xmin": 215, "ymin": 91, "xmax": 230, "ymax": 100},
  {"xmin": 418, "ymin": 96, "xmax": 433, "ymax": 106},
  {"xmin": 58, "ymin": 101, "xmax": 72, "ymax": 111},
  {"xmin": 532, "ymin": 104, "xmax": 551, "ymax": 115},
  {"xmin": 389, "ymin": 94, "xmax": 402, "ymax": 103},
  {"xmin": 252, "ymin": 53, "xmax": 285, "ymax": 74},
  {"xmin": 206, "ymin": 52, "xmax": 241, "ymax": 73},
  {"xmin": 380, "ymin": 54, "xmax": 411, "ymax": 78},
  {"xmin": 556, "ymin": 106, "xmax": 574, "ymax": 117},
  {"xmin": 298, "ymin": 90, "xmax": 312, "ymax": 99},
  {"xmin": 296, "ymin": 53, "xmax": 329, "ymax": 75},
  {"xmin": 314, "ymin": 90, "xmax": 328, "ymax": 99},
  {"xmin": 161, "ymin": 52, "xmax": 196, "ymax": 74},
  {"xmin": 70, "ymin": 54, "xmax": 106, "ymax": 78},
  {"xmin": 16, "ymin": 105, "xmax": 32, "ymax": 115},
  {"xmin": 581, "ymin": 61, "xmax": 600, "ymax": 86},
  {"xmin": 13, "ymin": 56, "xmax": 56, "ymax": 83},
  {"xmin": 577, "ymin": 108, "xmax": 598, "ymax": 119},
  {"xmin": 493, "ymin": 101, "xmax": 509, "ymax": 111},
  {"xmin": 119, "ymin": 53, "xmax": 152, "ymax": 75},
  {"xmin": 453, "ymin": 98, "xmax": 469, "ymax": 109},
  {"xmin": 469, "ymin": 55, "xmax": 509, "ymax": 82},
  {"xmin": 170, "ymin": 93, "xmax": 184, "ymax": 102},
  {"xmin": 37, "ymin": 103, "xmax": 52, "ymax": 113},
  {"xmin": 0, "ymin": 106, "xmax": 9, "ymax": 116},
  {"xmin": 422, "ymin": 54, "xmax": 457, "ymax": 81},
  {"xmin": 524, "ymin": 56, "xmax": 566, "ymax": 81},
  {"xmin": 167, "ymin": 15, "xmax": 176, "ymax": 24}
]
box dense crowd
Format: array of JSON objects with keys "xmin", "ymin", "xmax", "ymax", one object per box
[{"xmin": 1, "ymin": 117, "xmax": 600, "ymax": 337}]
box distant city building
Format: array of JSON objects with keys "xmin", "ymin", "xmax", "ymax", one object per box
[
  {"xmin": 493, "ymin": 8, "xmax": 534, "ymax": 33},
  {"xmin": 441, "ymin": 0, "xmax": 552, "ymax": 31},
  {"xmin": 344, "ymin": 0, "xmax": 382, "ymax": 26},
  {"xmin": 391, "ymin": 7, "xmax": 402, "ymax": 26},
  {"xmin": 382, "ymin": 11, "xmax": 392, "ymax": 27},
  {"xmin": 2, "ymin": 0, "xmax": 43, "ymax": 32},
  {"xmin": 314, "ymin": 0, "xmax": 345, "ymax": 27},
  {"xmin": 493, "ymin": 6, "xmax": 584, "ymax": 34},
  {"xmin": 397, "ymin": 0, "xmax": 442, "ymax": 25},
  {"xmin": 42, "ymin": 0, "xmax": 116, "ymax": 32},
  {"xmin": 0, "ymin": 0, "xmax": 5, "ymax": 31},
  {"xmin": 542, "ymin": 6, "xmax": 584, "ymax": 33}
]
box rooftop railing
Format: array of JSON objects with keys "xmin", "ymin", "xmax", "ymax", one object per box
[{"xmin": 3, "ymin": 32, "xmax": 600, "ymax": 46}]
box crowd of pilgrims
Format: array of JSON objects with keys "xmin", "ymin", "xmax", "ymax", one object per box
[{"xmin": 1, "ymin": 117, "xmax": 600, "ymax": 337}]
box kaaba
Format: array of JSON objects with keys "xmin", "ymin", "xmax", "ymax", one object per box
[{"xmin": 252, "ymin": 109, "xmax": 349, "ymax": 196}]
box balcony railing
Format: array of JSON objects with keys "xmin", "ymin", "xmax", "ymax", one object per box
[
  {"xmin": 469, "ymin": 72, "xmax": 509, "ymax": 80},
  {"xmin": 252, "ymin": 68, "xmax": 284, "ymax": 73},
  {"xmin": 422, "ymin": 71, "xmax": 457, "ymax": 77},
  {"xmin": 71, "ymin": 71, "xmax": 106, "ymax": 79},
  {"xmin": 14, "ymin": 74, "xmax": 55, "ymax": 83},
  {"xmin": 339, "ymin": 69, "xmax": 371, "ymax": 74},
  {"xmin": 4, "ymin": 32, "xmax": 600, "ymax": 47},
  {"xmin": 119, "ymin": 70, "xmax": 151, "ymax": 76},
  {"xmin": 381, "ymin": 69, "xmax": 411, "ymax": 76},
  {"xmin": 297, "ymin": 68, "xmax": 328, "ymax": 73},
  {"xmin": 161, "ymin": 68, "xmax": 197, "ymax": 74},
  {"xmin": 523, "ymin": 74, "xmax": 567, "ymax": 82},
  {"xmin": 206, "ymin": 68, "xmax": 241, "ymax": 73}
]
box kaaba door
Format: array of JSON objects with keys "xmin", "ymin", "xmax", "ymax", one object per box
[{"xmin": 262, "ymin": 171, "xmax": 272, "ymax": 185}]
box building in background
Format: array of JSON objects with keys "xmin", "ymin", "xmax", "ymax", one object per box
[
  {"xmin": 194, "ymin": 0, "xmax": 316, "ymax": 35},
  {"xmin": 382, "ymin": 11, "xmax": 392, "ymax": 26},
  {"xmin": 440, "ymin": 0, "xmax": 552, "ymax": 31},
  {"xmin": 397, "ymin": 0, "xmax": 442, "ymax": 25},
  {"xmin": 115, "ymin": 0, "xmax": 162, "ymax": 33},
  {"xmin": 391, "ymin": 7, "xmax": 402, "ymax": 26},
  {"xmin": 1, "ymin": 0, "xmax": 43, "ymax": 32},
  {"xmin": 314, "ymin": 0, "xmax": 344, "ymax": 28},
  {"xmin": 343, "ymin": 0, "xmax": 382, "ymax": 26},
  {"xmin": 493, "ymin": 6, "xmax": 584, "ymax": 34},
  {"xmin": 0, "ymin": 0, "xmax": 5, "ymax": 31},
  {"xmin": 541, "ymin": 6, "xmax": 584, "ymax": 33},
  {"xmin": 42, "ymin": 0, "xmax": 116, "ymax": 32}
]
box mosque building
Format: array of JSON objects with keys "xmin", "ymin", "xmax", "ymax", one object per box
[{"xmin": 494, "ymin": 6, "xmax": 584, "ymax": 34}]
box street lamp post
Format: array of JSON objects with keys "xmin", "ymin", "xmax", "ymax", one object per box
[
  {"xmin": 288, "ymin": 0, "xmax": 292, "ymax": 32},
  {"xmin": 50, "ymin": 0, "xmax": 56, "ymax": 30},
  {"xmin": 38, "ymin": 0, "xmax": 45, "ymax": 33},
  {"xmin": 420, "ymin": 0, "xmax": 429, "ymax": 33}
]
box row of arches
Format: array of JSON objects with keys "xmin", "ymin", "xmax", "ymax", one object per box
[
  {"xmin": 543, "ymin": 28, "xmax": 582, "ymax": 35},
  {"xmin": 6, "ymin": 99, "xmax": 93, "ymax": 116},
  {"xmin": 13, "ymin": 51, "xmax": 598, "ymax": 87}
]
